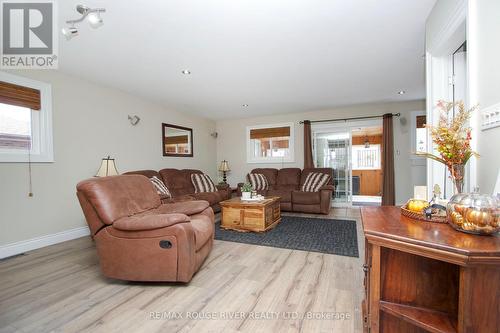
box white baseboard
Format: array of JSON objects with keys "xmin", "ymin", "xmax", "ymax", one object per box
[{"xmin": 0, "ymin": 227, "xmax": 90, "ymax": 259}]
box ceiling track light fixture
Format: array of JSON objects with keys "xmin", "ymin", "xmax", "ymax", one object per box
[{"xmin": 62, "ymin": 4, "xmax": 106, "ymax": 40}]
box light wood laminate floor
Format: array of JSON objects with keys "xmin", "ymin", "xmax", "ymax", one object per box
[{"xmin": 0, "ymin": 208, "xmax": 365, "ymax": 333}]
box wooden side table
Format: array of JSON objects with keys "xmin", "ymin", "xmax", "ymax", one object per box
[
  {"xmin": 361, "ymin": 206, "xmax": 500, "ymax": 333},
  {"xmin": 220, "ymin": 197, "xmax": 281, "ymax": 232}
]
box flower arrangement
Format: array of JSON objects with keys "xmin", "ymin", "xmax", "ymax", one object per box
[{"xmin": 417, "ymin": 100, "xmax": 479, "ymax": 193}]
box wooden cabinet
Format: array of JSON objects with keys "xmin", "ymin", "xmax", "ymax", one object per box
[
  {"xmin": 361, "ymin": 207, "xmax": 500, "ymax": 333},
  {"xmin": 352, "ymin": 170, "xmax": 382, "ymax": 196}
]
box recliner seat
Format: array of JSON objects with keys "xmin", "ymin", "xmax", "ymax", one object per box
[{"xmin": 76, "ymin": 175, "xmax": 214, "ymax": 282}]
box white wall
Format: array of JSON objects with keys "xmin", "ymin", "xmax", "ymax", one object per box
[
  {"xmin": 216, "ymin": 100, "xmax": 426, "ymax": 205},
  {"xmin": 0, "ymin": 70, "xmax": 217, "ymax": 246},
  {"xmin": 470, "ymin": 0, "xmax": 500, "ymax": 193}
]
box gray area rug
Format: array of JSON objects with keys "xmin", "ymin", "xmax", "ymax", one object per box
[{"xmin": 214, "ymin": 216, "xmax": 359, "ymax": 257}]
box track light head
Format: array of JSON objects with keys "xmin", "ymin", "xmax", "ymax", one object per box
[
  {"xmin": 61, "ymin": 26, "xmax": 78, "ymax": 40},
  {"xmin": 76, "ymin": 4, "xmax": 90, "ymax": 15},
  {"xmin": 87, "ymin": 12, "xmax": 103, "ymax": 29},
  {"xmin": 63, "ymin": 4, "xmax": 106, "ymax": 40}
]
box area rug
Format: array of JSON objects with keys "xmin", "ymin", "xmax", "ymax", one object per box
[{"xmin": 214, "ymin": 216, "xmax": 359, "ymax": 257}]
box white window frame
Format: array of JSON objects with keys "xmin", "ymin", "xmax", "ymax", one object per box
[
  {"xmin": 410, "ymin": 110, "xmax": 427, "ymax": 166},
  {"xmin": 352, "ymin": 144, "xmax": 381, "ymax": 170},
  {"xmin": 0, "ymin": 72, "xmax": 54, "ymax": 162},
  {"xmin": 246, "ymin": 122, "xmax": 295, "ymax": 164}
]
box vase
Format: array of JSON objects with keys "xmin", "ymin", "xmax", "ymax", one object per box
[
  {"xmin": 450, "ymin": 164, "xmax": 465, "ymax": 194},
  {"xmin": 447, "ymin": 191, "xmax": 499, "ymax": 235}
]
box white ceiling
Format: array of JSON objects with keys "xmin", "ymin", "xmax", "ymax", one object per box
[{"xmin": 58, "ymin": 0, "xmax": 436, "ymax": 120}]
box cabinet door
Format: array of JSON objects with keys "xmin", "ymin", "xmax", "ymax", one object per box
[
  {"xmin": 363, "ymin": 240, "xmax": 371, "ymax": 331},
  {"xmin": 222, "ymin": 208, "xmax": 241, "ymax": 227}
]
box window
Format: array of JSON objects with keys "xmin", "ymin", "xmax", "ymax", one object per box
[
  {"xmin": 410, "ymin": 111, "xmax": 427, "ymax": 158},
  {"xmin": 0, "ymin": 73, "xmax": 53, "ymax": 162},
  {"xmin": 416, "ymin": 115, "xmax": 427, "ymax": 153},
  {"xmin": 246, "ymin": 123, "xmax": 294, "ymax": 163},
  {"xmin": 352, "ymin": 144, "xmax": 381, "ymax": 170}
]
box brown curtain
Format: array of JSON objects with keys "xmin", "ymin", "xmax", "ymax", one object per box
[
  {"xmin": 304, "ymin": 120, "xmax": 314, "ymax": 169},
  {"xmin": 382, "ymin": 113, "xmax": 395, "ymax": 205}
]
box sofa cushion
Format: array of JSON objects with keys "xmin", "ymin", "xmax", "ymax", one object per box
[
  {"xmin": 292, "ymin": 191, "xmax": 321, "ymax": 205},
  {"xmin": 190, "ymin": 217, "xmax": 214, "ymax": 251},
  {"xmin": 247, "ymin": 173, "xmax": 269, "ymax": 190},
  {"xmin": 158, "ymin": 200, "xmax": 210, "ymax": 216},
  {"xmin": 123, "ymin": 170, "xmax": 162, "ymax": 180},
  {"xmin": 301, "ymin": 172, "xmax": 331, "ymax": 192},
  {"xmin": 76, "ymin": 175, "xmax": 161, "ymax": 225},
  {"xmin": 162, "ymin": 194, "xmax": 196, "ymax": 204},
  {"xmin": 267, "ymin": 189, "xmax": 292, "ymax": 202},
  {"xmin": 250, "ymin": 168, "xmax": 278, "ymax": 186},
  {"xmin": 113, "ymin": 213, "xmax": 190, "ymax": 231},
  {"xmin": 276, "ymin": 168, "xmax": 302, "ymax": 186},
  {"xmin": 300, "ymin": 168, "xmax": 334, "ymax": 186},
  {"xmin": 160, "ymin": 169, "xmax": 201, "ymax": 196},
  {"xmin": 149, "ymin": 176, "xmax": 172, "ymax": 198},
  {"xmin": 191, "ymin": 174, "xmax": 217, "ymax": 193},
  {"xmin": 191, "ymin": 191, "xmax": 223, "ymax": 206}
]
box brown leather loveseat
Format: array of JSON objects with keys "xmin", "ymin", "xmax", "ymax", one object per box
[
  {"xmin": 238, "ymin": 168, "xmax": 334, "ymax": 214},
  {"xmin": 124, "ymin": 169, "xmax": 231, "ymax": 213},
  {"xmin": 77, "ymin": 175, "xmax": 214, "ymax": 282}
]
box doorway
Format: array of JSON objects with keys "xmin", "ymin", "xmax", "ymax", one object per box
[{"xmin": 312, "ymin": 120, "xmax": 383, "ymax": 207}]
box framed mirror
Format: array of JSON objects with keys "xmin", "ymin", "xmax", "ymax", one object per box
[{"xmin": 162, "ymin": 123, "xmax": 193, "ymax": 157}]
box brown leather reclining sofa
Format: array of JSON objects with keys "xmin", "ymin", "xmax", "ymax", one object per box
[
  {"xmin": 124, "ymin": 169, "xmax": 231, "ymax": 213},
  {"xmin": 77, "ymin": 175, "xmax": 214, "ymax": 282},
  {"xmin": 238, "ymin": 168, "xmax": 334, "ymax": 214}
]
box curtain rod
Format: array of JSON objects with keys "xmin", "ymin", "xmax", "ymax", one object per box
[{"xmin": 299, "ymin": 113, "xmax": 401, "ymax": 124}]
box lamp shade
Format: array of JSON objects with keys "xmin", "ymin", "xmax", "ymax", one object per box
[
  {"xmin": 218, "ymin": 160, "xmax": 230, "ymax": 172},
  {"xmin": 95, "ymin": 156, "xmax": 119, "ymax": 177}
]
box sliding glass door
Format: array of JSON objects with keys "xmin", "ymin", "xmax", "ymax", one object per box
[
  {"xmin": 313, "ymin": 129, "xmax": 352, "ymax": 205},
  {"xmin": 312, "ymin": 119, "xmax": 383, "ymax": 207}
]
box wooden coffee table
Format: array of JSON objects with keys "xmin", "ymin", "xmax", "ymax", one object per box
[{"xmin": 220, "ymin": 196, "xmax": 281, "ymax": 232}]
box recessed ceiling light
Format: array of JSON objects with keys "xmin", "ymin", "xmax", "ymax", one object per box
[
  {"xmin": 181, "ymin": 70, "xmax": 191, "ymax": 75},
  {"xmin": 242, "ymin": 104, "xmax": 249, "ymax": 107},
  {"xmin": 398, "ymin": 90, "xmax": 406, "ymax": 95}
]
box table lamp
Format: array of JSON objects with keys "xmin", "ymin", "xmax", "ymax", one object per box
[
  {"xmin": 218, "ymin": 160, "xmax": 230, "ymax": 184},
  {"xmin": 95, "ymin": 156, "xmax": 119, "ymax": 177}
]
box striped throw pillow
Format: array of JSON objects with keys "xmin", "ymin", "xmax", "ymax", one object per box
[
  {"xmin": 150, "ymin": 176, "xmax": 171, "ymax": 198},
  {"xmin": 191, "ymin": 173, "xmax": 217, "ymax": 193},
  {"xmin": 247, "ymin": 173, "xmax": 269, "ymax": 191},
  {"xmin": 302, "ymin": 172, "xmax": 331, "ymax": 192}
]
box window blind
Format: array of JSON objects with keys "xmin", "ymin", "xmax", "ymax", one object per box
[
  {"xmin": 416, "ymin": 115, "xmax": 426, "ymax": 129},
  {"xmin": 0, "ymin": 81, "xmax": 41, "ymax": 110},
  {"xmin": 165, "ymin": 135, "xmax": 189, "ymax": 145},
  {"xmin": 250, "ymin": 126, "xmax": 290, "ymax": 139}
]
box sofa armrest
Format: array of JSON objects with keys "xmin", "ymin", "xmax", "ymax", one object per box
[
  {"xmin": 158, "ymin": 200, "xmax": 210, "ymax": 216},
  {"xmin": 318, "ymin": 185, "xmax": 335, "ymax": 192},
  {"xmin": 113, "ymin": 213, "xmax": 190, "ymax": 231},
  {"xmin": 216, "ymin": 183, "xmax": 230, "ymax": 191},
  {"xmin": 236, "ymin": 183, "xmax": 245, "ymax": 197}
]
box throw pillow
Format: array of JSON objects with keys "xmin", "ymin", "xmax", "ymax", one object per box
[
  {"xmin": 150, "ymin": 176, "xmax": 172, "ymax": 198},
  {"xmin": 247, "ymin": 173, "xmax": 269, "ymax": 191},
  {"xmin": 302, "ymin": 172, "xmax": 331, "ymax": 192},
  {"xmin": 191, "ymin": 173, "xmax": 217, "ymax": 193}
]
